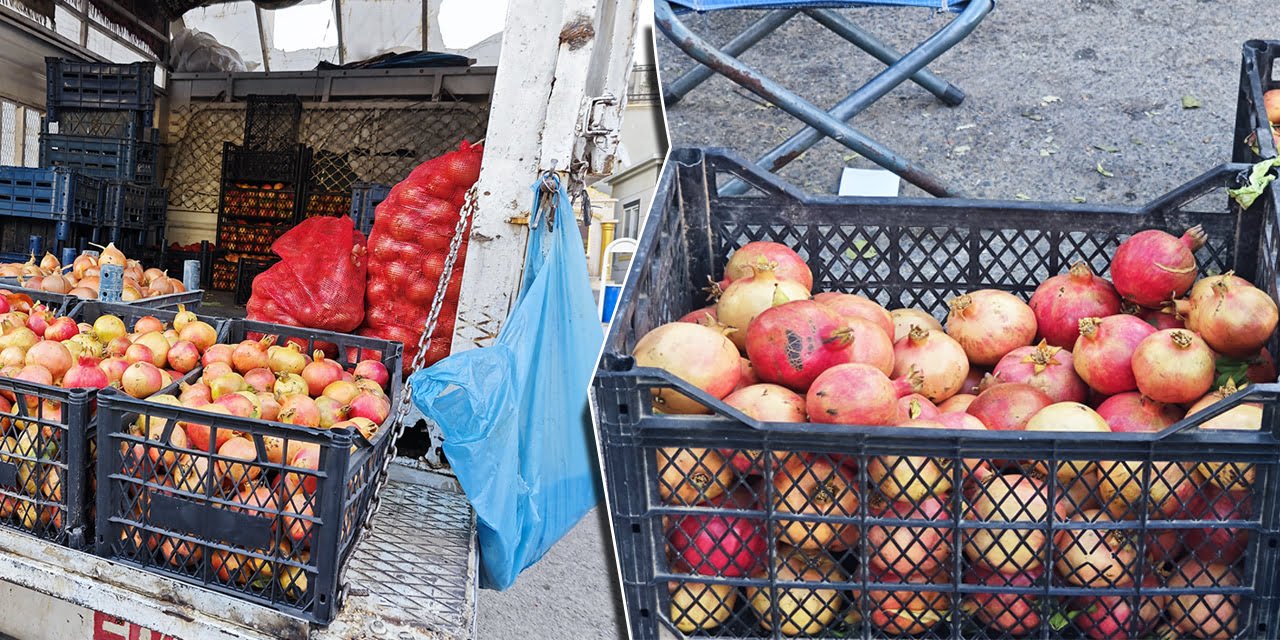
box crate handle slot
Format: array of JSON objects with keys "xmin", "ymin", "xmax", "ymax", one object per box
[{"xmin": 147, "ymin": 492, "xmax": 274, "ymax": 550}]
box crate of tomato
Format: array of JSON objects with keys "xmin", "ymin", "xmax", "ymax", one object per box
[
  {"xmin": 95, "ymin": 319, "xmax": 402, "ymax": 624},
  {"xmin": 0, "ymin": 299, "xmax": 229, "ymax": 549},
  {"xmin": 593, "ymin": 148, "xmax": 1280, "ymax": 640}
]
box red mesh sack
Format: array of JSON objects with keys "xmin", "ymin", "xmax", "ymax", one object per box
[
  {"xmin": 246, "ymin": 215, "xmax": 368, "ymax": 333},
  {"xmin": 360, "ymin": 141, "xmax": 483, "ymax": 372}
]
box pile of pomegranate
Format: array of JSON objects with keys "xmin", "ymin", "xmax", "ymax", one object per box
[
  {"xmin": 0, "ymin": 244, "xmax": 189, "ymax": 300},
  {"xmin": 117, "ymin": 335, "xmax": 391, "ymax": 599},
  {"xmin": 635, "ymin": 233, "xmax": 1277, "ymax": 638}
]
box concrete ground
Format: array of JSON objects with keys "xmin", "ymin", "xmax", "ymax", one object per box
[{"xmin": 476, "ymin": 3, "xmax": 1280, "ymax": 640}]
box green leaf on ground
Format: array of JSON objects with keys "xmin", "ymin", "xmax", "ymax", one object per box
[
  {"xmin": 1096, "ymin": 162, "xmax": 1114, "ymax": 178},
  {"xmin": 1072, "ymin": 196, "xmax": 1087, "ymax": 203},
  {"xmin": 1181, "ymin": 94, "xmax": 1202, "ymax": 109},
  {"xmin": 1092, "ymin": 143, "xmax": 1120, "ymax": 153},
  {"xmin": 1014, "ymin": 193, "xmax": 1031, "ymax": 200}
]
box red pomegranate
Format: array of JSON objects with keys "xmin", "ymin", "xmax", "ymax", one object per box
[
  {"xmin": 721, "ymin": 383, "xmax": 805, "ymax": 473},
  {"xmin": 1247, "ymin": 349, "xmax": 1277, "ymax": 384},
  {"xmin": 1110, "ymin": 226, "xmax": 1207, "ymax": 308},
  {"xmin": 1184, "ymin": 487, "xmax": 1252, "ymax": 565},
  {"xmin": 734, "ymin": 358, "xmax": 758, "ymax": 390},
  {"xmin": 1029, "ymin": 262, "xmax": 1122, "ymax": 348},
  {"xmin": 721, "ymin": 241, "xmax": 813, "ymax": 291},
  {"xmin": 677, "ymin": 306, "xmax": 721, "ymax": 328},
  {"xmin": 990, "ymin": 341, "xmax": 1088, "ymax": 403},
  {"xmin": 1190, "ymin": 280, "xmax": 1278, "ymax": 358},
  {"xmin": 965, "ymin": 382, "xmax": 1053, "ymax": 431},
  {"xmin": 964, "ymin": 565, "xmax": 1045, "ymax": 636},
  {"xmin": 866, "ymin": 495, "xmax": 951, "ymax": 578},
  {"xmin": 1188, "ymin": 382, "xmax": 1263, "ymax": 492},
  {"xmin": 1131, "ymin": 329, "xmax": 1215, "ymax": 404},
  {"xmin": 945, "ymin": 290, "xmax": 1037, "ymax": 366},
  {"xmin": 772, "ymin": 458, "xmax": 859, "ymax": 550},
  {"xmin": 1072, "ymin": 315, "xmax": 1157, "ymax": 395},
  {"xmin": 1094, "ymin": 393, "xmax": 1194, "ymax": 519},
  {"xmin": 745, "ymin": 300, "xmax": 855, "ymax": 392},
  {"xmin": 867, "ymin": 419, "xmax": 954, "ymax": 502},
  {"xmin": 1095, "ymin": 392, "xmax": 1184, "ymax": 432},
  {"xmin": 632, "ymin": 322, "xmax": 740, "ymax": 414},
  {"xmin": 897, "ymin": 393, "xmax": 940, "ymax": 421},
  {"xmin": 1052, "ymin": 508, "xmax": 1139, "ymax": 588},
  {"xmin": 1166, "ymin": 558, "xmax": 1240, "ymax": 639},
  {"xmin": 1169, "ymin": 271, "xmax": 1252, "ymax": 331},
  {"xmin": 963, "ymin": 473, "xmax": 1066, "ymax": 575},
  {"xmin": 1071, "ymin": 571, "xmax": 1168, "ymax": 640},
  {"xmin": 863, "ymin": 567, "xmax": 950, "ymax": 636},
  {"xmin": 892, "ymin": 326, "xmax": 969, "ymax": 403},
  {"xmin": 667, "ymin": 511, "xmax": 766, "ymax": 577},
  {"xmin": 937, "ymin": 393, "xmax": 976, "ymax": 414},
  {"xmin": 842, "ymin": 316, "xmax": 895, "ymax": 376},
  {"xmin": 813, "ymin": 292, "xmax": 894, "ymax": 338},
  {"xmin": 806, "ymin": 363, "xmax": 922, "ymax": 425}
]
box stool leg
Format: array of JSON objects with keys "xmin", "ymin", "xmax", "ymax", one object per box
[
  {"xmin": 656, "ymin": 0, "xmax": 961, "ymax": 197},
  {"xmin": 805, "ymin": 8, "xmax": 964, "ymax": 106},
  {"xmin": 720, "ymin": 0, "xmax": 993, "ymax": 195},
  {"xmin": 662, "ymin": 9, "xmax": 798, "ymax": 106}
]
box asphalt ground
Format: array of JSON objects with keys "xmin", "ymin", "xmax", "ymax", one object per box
[{"xmin": 478, "ymin": 3, "xmax": 1280, "ymax": 639}]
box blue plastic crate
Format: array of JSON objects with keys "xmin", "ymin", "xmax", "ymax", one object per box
[
  {"xmin": 39, "ymin": 133, "xmax": 156, "ymax": 184},
  {"xmin": 349, "ymin": 182, "xmax": 391, "ymax": 235},
  {"xmin": 45, "ymin": 58, "xmax": 155, "ymax": 120},
  {"xmin": 0, "ymin": 166, "xmax": 103, "ymax": 225},
  {"xmin": 102, "ymin": 181, "xmax": 147, "ymax": 229}
]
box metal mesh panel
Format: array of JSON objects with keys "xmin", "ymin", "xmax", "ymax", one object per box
[{"xmin": 166, "ymin": 100, "xmax": 490, "ymax": 213}]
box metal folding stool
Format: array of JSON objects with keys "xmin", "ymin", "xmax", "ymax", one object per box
[{"xmin": 656, "ymin": 0, "xmax": 994, "ymax": 196}]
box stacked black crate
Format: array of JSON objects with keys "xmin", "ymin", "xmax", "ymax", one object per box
[
  {"xmin": 213, "ymin": 95, "xmax": 307, "ymax": 297},
  {"xmin": 39, "ymin": 58, "xmax": 164, "ymax": 259}
]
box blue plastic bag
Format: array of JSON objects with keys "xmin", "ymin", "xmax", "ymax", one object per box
[{"xmin": 409, "ymin": 175, "xmax": 604, "ymax": 590}]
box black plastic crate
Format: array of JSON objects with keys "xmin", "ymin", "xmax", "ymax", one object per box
[
  {"xmin": 216, "ymin": 220, "xmax": 290, "ymax": 256},
  {"xmin": 45, "ymin": 58, "xmax": 155, "ymax": 120},
  {"xmin": 235, "ymin": 256, "xmax": 278, "ymax": 306},
  {"xmin": 243, "ymin": 95, "xmax": 302, "ymax": 152},
  {"xmin": 219, "ymin": 184, "xmax": 299, "ymax": 225},
  {"xmin": 349, "ymin": 182, "xmax": 390, "ymax": 236},
  {"xmin": 221, "ymin": 142, "xmax": 309, "ymax": 185},
  {"xmin": 0, "ymin": 166, "xmax": 104, "ymax": 225},
  {"xmin": 1235, "ymin": 40, "xmax": 1279, "ymax": 162},
  {"xmin": 211, "ymin": 260, "xmax": 236, "ymax": 292},
  {"xmin": 95, "ymin": 319, "xmax": 403, "ymax": 623},
  {"xmin": 593, "ymin": 148, "xmax": 1280, "ymax": 640},
  {"xmin": 102, "ymin": 181, "xmax": 147, "ymax": 229},
  {"xmin": 39, "ymin": 133, "xmax": 157, "ymax": 185},
  {"xmin": 163, "ymin": 242, "xmax": 215, "ymax": 290},
  {"xmin": 0, "ymin": 302, "xmax": 228, "ymax": 549},
  {"xmin": 43, "ymin": 110, "xmax": 151, "ymax": 141},
  {"xmin": 301, "ymin": 190, "xmax": 351, "ymax": 220}
]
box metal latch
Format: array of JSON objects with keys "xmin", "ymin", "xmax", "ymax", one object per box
[{"xmin": 574, "ymin": 94, "xmax": 621, "ymax": 177}]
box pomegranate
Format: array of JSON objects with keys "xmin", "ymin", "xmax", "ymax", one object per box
[
  {"xmin": 937, "ymin": 393, "xmax": 976, "ymax": 414},
  {"xmin": 772, "ymin": 457, "xmax": 858, "ymax": 550},
  {"xmin": 348, "ymin": 392, "xmax": 390, "ymax": 424},
  {"xmin": 1129, "ymin": 302, "xmax": 1185, "ymax": 330},
  {"xmin": 215, "ymin": 436, "xmax": 261, "ymax": 486},
  {"xmin": 133, "ymin": 316, "xmax": 164, "ymax": 335},
  {"xmin": 1166, "ymin": 558, "xmax": 1239, "ymax": 639},
  {"xmin": 1188, "ymin": 383, "xmax": 1262, "ymax": 491},
  {"xmin": 668, "ymin": 579, "xmax": 736, "ymax": 634},
  {"xmin": 201, "ymin": 362, "xmax": 232, "ymax": 386},
  {"xmin": 121, "ymin": 362, "xmax": 164, "ymax": 398},
  {"xmin": 721, "ymin": 384, "xmax": 804, "ymax": 473},
  {"xmin": 1024, "ymin": 402, "xmax": 1111, "ymax": 484},
  {"xmin": 1072, "ymin": 571, "xmax": 1168, "ymax": 640},
  {"xmin": 1246, "ymin": 349, "xmax": 1277, "ymax": 384},
  {"xmin": 61, "ymin": 356, "xmax": 108, "ymax": 389},
  {"xmin": 657, "ymin": 448, "xmax": 731, "ymax": 505},
  {"xmin": 177, "ymin": 320, "xmax": 218, "ymax": 352},
  {"xmin": 131, "ymin": 332, "xmax": 170, "ymax": 368},
  {"xmin": 964, "ymin": 473, "xmax": 1065, "ymax": 574},
  {"xmin": 172, "ymin": 304, "xmax": 196, "ymax": 331},
  {"xmin": 897, "ymin": 393, "xmax": 939, "ymax": 421},
  {"xmin": 267, "ymin": 343, "xmax": 308, "ymax": 375},
  {"xmin": 668, "ymin": 511, "xmax": 765, "ymax": 577},
  {"xmin": 231, "ymin": 336, "xmax": 275, "ymax": 374},
  {"xmin": 867, "ymin": 419, "xmax": 953, "ymax": 502},
  {"xmin": 722, "ymin": 241, "xmax": 813, "ymax": 291},
  {"xmin": 274, "ymin": 372, "xmax": 309, "ymax": 399},
  {"xmin": 1111, "ymin": 226, "xmax": 1207, "ymax": 308},
  {"xmin": 864, "ymin": 567, "xmax": 950, "ymax": 636},
  {"xmin": 1191, "ymin": 281, "xmax": 1278, "ymax": 358},
  {"xmin": 1073, "ymin": 315, "xmax": 1157, "ymax": 395},
  {"xmin": 178, "ymin": 382, "xmax": 212, "ymax": 406},
  {"xmin": 813, "ymin": 292, "xmax": 894, "ymax": 338},
  {"xmin": 946, "ymin": 290, "xmax": 1037, "ymax": 366},
  {"xmin": 279, "ymin": 395, "xmax": 321, "ymax": 428},
  {"xmin": 936, "ymin": 411, "xmax": 994, "ymax": 484},
  {"xmin": 1029, "ymin": 262, "xmax": 1123, "ymax": 348},
  {"xmin": 202, "ymin": 344, "xmax": 233, "ymax": 367},
  {"xmin": 715, "ymin": 265, "xmax": 811, "ymax": 349},
  {"xmin": 964, "ymin": 565, "xmax": 1044, "ymax": 636},
  {"xmin": 1053, "ymin": 508, "xmax": 1138, "ymax": 588},
  {"xmin": 676, "ymin": 306, "xmax": 721, "ymax": 328},
  {"xmin": 24, "ymin": 340, "xmax": 72, "ymax": 380},
  {"xmin": 208, "ymin": 372, "xmax": 246, "ymax": 400},
  {"xmin": 322, "ymin": 380, "xmax": 360, "ymax": 405},
  {"xmin": 745, "ymin": 300, "xmax": 858, "ymax": 391},
  {"xmin": 43, "ymin": 317, "xmax": 78, "ymax": 342},
  {"xmin": 315, "ymin": 396, "xmax": 348, "ymax": 428},
  {"xmin": 806, "ymin": 363, "xmax": 922, "ymax": 425},
  {"xmin": 24, "ymin": 310, "xmax": 48, "ymax": 337},
  {"xmin": 1131, "ymin": 329, "xmax": 1215, "ymax": 404},
  {"xmin": 256, "ymin": 393, "xmax": 281, "ymax": 421},
  {"xmin": 123, "ymin": 342, "xmax": 154, "ymax": 366},
  {"xmin": 745, "ymin": 551, "xmax": 842, "ymax": 636},
  {"xmin": 166, "ymin": 340, "xmax": 200, "ymax": 373},
  {"xmin": 990, "ymin": 341, "xmax": 1088, "ymax": 404},
  {"xmin": 866, "ymin": 494, "xmax": 950, "ymax": 577},
  {"xmin": 966, "ymin": 382, "xmax": 1053, "ymax": 431},
  {"xmin": 353, "ymin": 360, "xmax": 390, "ymax": 389},
  {"xmin": 734, "ymin": 358, "xmax": 757, "ymax": 391},
  {"xmin": 890, "ymin": 308, "xmax": 942, "ymax": 342},
  {"xmin": 632, "ymin": 323, "xmax": 740, "ymax": 414},
  {"xmin": 1172, "ymin": 271, "xmax": 1253, "ymax": 330},
  {"xmin": 892, "ymin": 326, "xmax": 969, "ymax": 402},
  {"xmin": 355, "ymin": 377, "xmax": 387, "ymax": 398},
  {"xmin": 1184, "ymin": 487, "xmax": 1252, "ymax": 565},
  {"xmin": 1094, "ymin": 393, "xmax": 1194, "ymax": 519},
  {"xmin": 98, "ymin": 358, "xmax": 130, "ymax": 385},
  {"xmin": 213, "ymin": 393, "xmax": 258, "ymax": 419}
]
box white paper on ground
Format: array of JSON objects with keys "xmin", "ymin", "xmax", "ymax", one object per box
[{"xmin": 838, "ymin": 167, "xmax": 901, "ymax": 197}]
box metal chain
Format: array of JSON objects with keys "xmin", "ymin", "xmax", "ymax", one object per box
[{"xmin": 339, "ymin": 184, "xmax": 480, "ymax": 597}]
